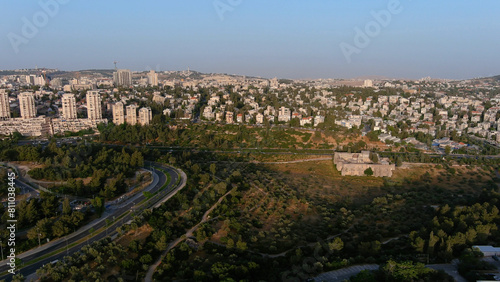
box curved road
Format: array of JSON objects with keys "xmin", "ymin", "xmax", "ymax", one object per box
[{"xmin": 0, "ymin": 163, "xmax": 186, "ymax": 281}]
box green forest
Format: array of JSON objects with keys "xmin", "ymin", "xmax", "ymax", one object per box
[
  {"xmin": 30, "ymin": 147, "xmax": 500, "ymax": 281},
  {"xmin": 1, "ymin": 130, "xmax": 499, "ymax": 281},
  {"xmin": 1, "ymin": 140, "xmax": 143, "ymax": 198}
]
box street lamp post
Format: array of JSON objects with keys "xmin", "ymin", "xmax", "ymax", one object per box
[{"xmin": 37, "ymin": 227, "xmax": 41, "ymax": 247}]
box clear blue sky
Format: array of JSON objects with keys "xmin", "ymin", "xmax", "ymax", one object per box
[{"xmin": 1, "ymin": 0, "xmax": 499, "ymax": 79}]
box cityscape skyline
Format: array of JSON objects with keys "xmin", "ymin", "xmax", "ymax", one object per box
[
  {"xmin": 1, "ymin": 1, "xmax": 499, "ymax": 80},
  {"xmin": 2, "ymin": 41, "xmax": 500, "ymax": 281},
  {"xmin": 4, "ymin": 2, "xmax": 500, "ymax": 281}
]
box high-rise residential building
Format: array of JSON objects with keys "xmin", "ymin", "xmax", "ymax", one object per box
[
  {"xmin": 61, "ymin": 93, "xmax": 77, "ymax": 120},
  {"xmin": 126, "ymin": 104, "xmax": 137, "ymax": 125},
  {"xmin": 86, "ymin": 90, "xmax": 102, "ymax": 120},
  {"xmin": 26, "ymin": 75, "xmax": 36, "ymax": 85},
  {"xmin": 19, "ymin": 92, "xmax": 37, "ymax": 119},
  {"xmin": 113, "ymin": 102, "xmax": 125, "ymax": 125},
  {"xmin": 113, "ymin": 69, "xmax": 132, "ymax": 87},
  {"xmin": 138, "ymin": 107, "xmax": 152, "ymax": 126},
  {"xmin": 0, "ymin": 89, "xmax": 10, "ymax": 119},
  {"xmin": 25, "ymin": 75, "xmax": 45, "ymax": 86},
  {"xmin": 148, "ymin": 70, "xmax": 158, "ymax": 86},
  {"xmin": 270, "ymin": 77, "xmax": 279, "ymax": 88}
]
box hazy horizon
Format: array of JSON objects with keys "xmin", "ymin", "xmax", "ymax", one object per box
[
  {"xmin": 5, "ymin": 67, "xmax": 491, "ymax": 82},
  {"xmin": 1, "ymin": 1, "xmax": 499, "ymax": 80}
]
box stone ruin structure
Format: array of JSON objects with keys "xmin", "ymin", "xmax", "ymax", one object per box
[{"xmin": 334, "ymin": 151, "xmax": 395, "ymax": 177}]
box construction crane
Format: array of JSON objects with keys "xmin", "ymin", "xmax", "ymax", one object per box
[
  {"xmin": 113, "ymin": 61, "xmax": 119, "ymax": 70},
  {"xmin": 40, "ymin": 69, "xmax": 49, "ymax": 87}
]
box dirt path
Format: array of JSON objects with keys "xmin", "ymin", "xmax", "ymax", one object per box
[
  {"xmin": 144, "ymin": 189, "xmax": 232, "ymax": 282},
  {"xmin": 259, "ymin": 157, "xmax": 332, "ymax": 164}
]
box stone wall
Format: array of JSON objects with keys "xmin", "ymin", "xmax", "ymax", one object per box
[
  {"xmin": 334, "ymin": 152, "xmax": 395, "ymax": 177},
  {"xmin": 340, "ymin": 163, "xmax": 395, "ymax": 177}
]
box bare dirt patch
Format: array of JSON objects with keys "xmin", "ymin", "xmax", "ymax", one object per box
[
  {"xmin": 264, "ymin": 160, "xmax": 386, "ymax": 205},
  {"xmin": 116, "ymin": 224, "xmax": 153, "ymax": 248},
  {"xmin": 392, "ymin": 164, "xmax": 495, "ymax": 193}
]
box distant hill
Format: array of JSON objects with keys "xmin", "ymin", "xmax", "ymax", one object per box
[
  {"xmin": 2, "ymin": 68, "xmax": 498, "ymax": 82},
  {"xmin": 471, "ymin": 74, "xmax": 500, "ymax": 84},
  {"xmin": 353, "ymin": 75, "xmax": 392, "ymax": 80},
  {"xmin": 47, "ymin": 69, "xmax": 115, "ymax": 79}
]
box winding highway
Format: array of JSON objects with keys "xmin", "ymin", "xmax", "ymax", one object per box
[{"xmin": 0, "ymin": 163, "xmax": 186, "ymax": 281}]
